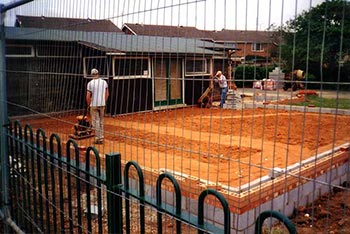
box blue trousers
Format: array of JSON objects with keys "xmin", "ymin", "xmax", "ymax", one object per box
[{"xmin": 220, "ymin": 87, "xmax": 228, "ymax": 108}]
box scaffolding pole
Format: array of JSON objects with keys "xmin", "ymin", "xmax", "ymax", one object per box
[{"xmin": 0, "ymin": 1, "xmax": 33, "ymax": 233}]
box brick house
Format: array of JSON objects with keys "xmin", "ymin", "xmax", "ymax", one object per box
[
  {"xmin": 122, "ymin": 23, "xmax": 278, "ymax": 69},
  {"xmin": 208, "ymin": 29, "xmax": 277, "ymax": 65}
]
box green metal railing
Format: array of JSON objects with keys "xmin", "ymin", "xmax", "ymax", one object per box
[
  {"xmin": 255, "ymin": 210, "xmax": 297, "ymax": 234},
  {"xmin": 7, "ymin": 121, "xmax": 106, "ymax": 233},
  {"xmin": 198, "ymin": 189, "xmax": 230, "ymax": 234},
  {"xmin": 124, "ymin": 161, "xmax": 145, "ymax": 234},
  {"xmin": 156, "ymin": 172, "xmax": 182, "ymax": 233},
  {"xmin": 4, "ymin": 121, "xmax": 296, "ymax": 233}
]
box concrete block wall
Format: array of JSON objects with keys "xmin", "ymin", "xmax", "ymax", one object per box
[
  {"xmin": 120, "ymin": 146, "xmax": 349, "ymax": 233},
  {"xmin": 234, "ymin": 160, "xmax": 348, "ymax": 233}
]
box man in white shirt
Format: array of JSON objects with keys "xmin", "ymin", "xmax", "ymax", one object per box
[
  {"xmin": 86, "ymin": 68, "xmax": 109, "ymax": 144},
  {"xmin": 216, "ymin": 71, "xmax": 228, "ymax": 108}
]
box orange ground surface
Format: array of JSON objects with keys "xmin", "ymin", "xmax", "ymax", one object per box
[{"xmin": 21, "ymin": 107, "xmax": 350, "ymax": 188}]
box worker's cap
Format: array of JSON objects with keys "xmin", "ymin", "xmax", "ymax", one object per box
[{"xmin": 91, "ymin": 68, "xmax": 99, "ymax": 75}]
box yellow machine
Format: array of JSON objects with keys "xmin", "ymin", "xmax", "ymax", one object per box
[{"xmin": 69, "ymin": 111, "xmax": 94, "ymax": 140}]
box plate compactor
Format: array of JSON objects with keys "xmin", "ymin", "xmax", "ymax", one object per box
[{"xmin": 69, "ymin": 110, "xmax": 94, "ymax": 140}]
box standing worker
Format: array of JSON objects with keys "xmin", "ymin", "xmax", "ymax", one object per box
[
  {"xmin": 86, "ymin": 68, "xmax": 109, "ymax": 144},
  {"xmin": 216, "ymin": 71, "xmax": 228, "ymax": 108}
]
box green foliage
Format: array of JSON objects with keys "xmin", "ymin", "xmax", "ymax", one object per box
[
  {"xmin": 281, "ymin": 0, "xmax": 350, "ymax": 88},
  {"xmin": 245, "ymin": 55, "xmax": 271, "ymax": 63}
]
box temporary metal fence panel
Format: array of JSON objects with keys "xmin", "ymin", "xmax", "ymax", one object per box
[{"xmin": 1, "ymin": 1, "xmax": 350, "ymax": 234}]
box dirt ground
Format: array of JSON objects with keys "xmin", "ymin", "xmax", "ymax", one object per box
[
  {"xmin": 290, "ymin": 186, "xmax": 350, "ymax": 234},
  {"xmin": 22, "ymin": 106, "xmax": 350, "ymax": 186},
  {"xmin": 18, "ymin": 105, "xmax": 350, "ymax": 233}
]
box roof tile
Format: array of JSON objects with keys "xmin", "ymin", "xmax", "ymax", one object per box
[
  {"xmin": 123, "ymin": 23, "xmax": 274, "ymax": 43},
  {"xmin": 16, "ymin": 15, "xmax": 122, "ymax": 32}
]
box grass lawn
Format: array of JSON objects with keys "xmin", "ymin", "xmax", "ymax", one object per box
[{"xmin": 293, "ymin": 95, "xmax": 350, "ymax": 109}]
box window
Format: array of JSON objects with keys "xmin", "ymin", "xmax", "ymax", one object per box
[
  {"xmin": 113, "ymin": 57, "xmax": 150, "ymax": 79},
  {"xmin": 6, "ymin": 45, "xmax": 34, "ymax": 57},
  {"xmin": 37, "ymin": 45, "xmax": 81, "ymax": 57},
  {"xmin": 252, "ymin": 43, "xmax": 263, "ymax": 52},
  {"xmin": 185, "ymin": 58, "xmax": 210, "ymax": 76},
  {"xmin": 84, "ymin": 57, "xmax": 110, "ymax": 78}
]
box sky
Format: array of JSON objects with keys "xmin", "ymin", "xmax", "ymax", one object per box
[{"xmin": 3, "ymin": 0, "xmax": 325, "ymax": 30}]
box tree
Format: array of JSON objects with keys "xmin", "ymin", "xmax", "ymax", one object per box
[{"xmin": 281, "ymin": 0, "xmax": 350, "ymax": 90}]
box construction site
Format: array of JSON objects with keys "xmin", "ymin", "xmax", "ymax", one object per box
[
  {"xmin": 2, "ymin": 0, "xmax": 350, "ymax": 233},
  {"xmin": 17, "ymin": 92, "xmax": 350, "ymax": 232}
]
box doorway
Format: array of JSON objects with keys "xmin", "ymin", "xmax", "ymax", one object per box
[{"xmin": 153, "ymin": 58, "xmax": 182, "ymax": 107}]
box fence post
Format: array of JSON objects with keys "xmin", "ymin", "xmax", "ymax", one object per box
[
  {"xmin": 106, "ymin": 153, "xmax": 123, "ymax": 234},
  {"xmin": 0, "ymin": 5, "xmax": 10, "ymax": 233},
  {"xmin": 1, "ymin": 1, "xmax": 34, "ymax": 231}
]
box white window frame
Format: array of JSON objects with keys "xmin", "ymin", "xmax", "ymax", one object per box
[
  {"xmin": 185, "ymin": 57, "xmax": 211, "ymax": 76},
  {"xmin": 112, "ymin": 56, "xmax": 151, "ymax": 79},
  {"xmin": 251, "ymin": 43, "xmax": 264, "ymax": 52},
  {"xmin": 5, "ymin": 44, "xmax": 34, "ymax": 57}
]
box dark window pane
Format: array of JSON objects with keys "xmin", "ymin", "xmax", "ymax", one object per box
[
  {"xmin": 6, "ymin": 46, "xmax": 32, "ymax": 56},
  {"xmin": 114, "ymin": 58, "xmax": 148, "ymax": 76},
  {"xmin": 37, "ymin": 45, "xmax": 80, "ymax": 57},
  {"xmin": 186, "ymin": 59, "xmax": 209, "ymax": 73},
  {"xmin": 85, "ymin": 57, "xmax": 109, "ymax": 77}
]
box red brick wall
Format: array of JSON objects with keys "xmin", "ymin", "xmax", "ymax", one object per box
[{"xmin": 234, "ymin": 42, "xmax": 273, "ymax": 58}]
